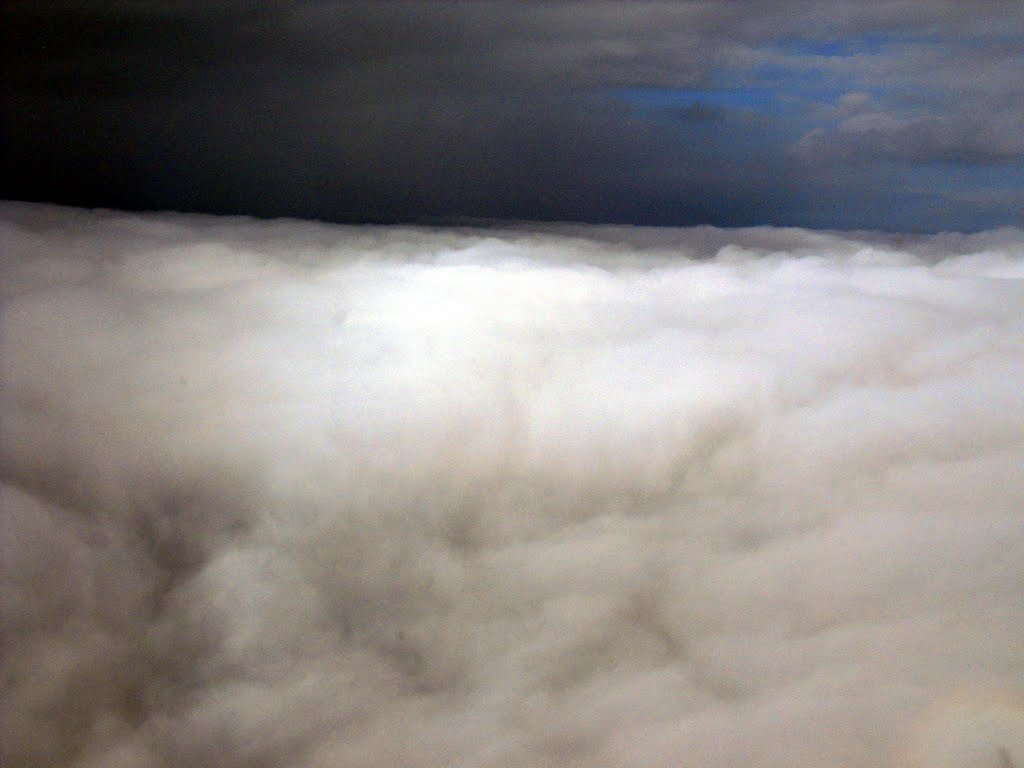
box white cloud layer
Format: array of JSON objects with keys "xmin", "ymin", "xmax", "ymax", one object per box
[{"xmin": 2, "ymin": 203, "xmax": 1023, "ymax": 768}]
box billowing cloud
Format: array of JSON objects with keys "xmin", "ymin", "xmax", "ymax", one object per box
[{"xmin": 2, "ymin": 203, "xmax": 1023, "ymax": 767}]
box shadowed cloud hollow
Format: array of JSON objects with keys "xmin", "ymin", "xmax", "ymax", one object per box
[{"xmin": 1, "ymin": 204, "xmax": 1023, "ymax": 767}]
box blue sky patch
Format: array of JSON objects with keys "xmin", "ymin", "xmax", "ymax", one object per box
[
  {"xmin": 775, "ymin": 34, "xmax": 896, "ymax": 58},
  {"xmin": 607, "ymin": 86, "xmax": 779, "ymax": 112}
]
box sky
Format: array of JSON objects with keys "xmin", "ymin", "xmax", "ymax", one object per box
[
  {"xmin": 3, "ymin": 202, "xmax": 1024, "ymax": 767},
  {"xmin": 3, "ymin": 1, "xmax": 1024, "ymax": 231}
]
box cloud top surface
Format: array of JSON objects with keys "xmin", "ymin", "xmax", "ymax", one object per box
[{"xmin": 2, "ymin": 204, "xmax": 1023, "ymax": 767}]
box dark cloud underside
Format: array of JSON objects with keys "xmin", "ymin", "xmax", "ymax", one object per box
[{"xmin": 3, "ymin": 2, "xmax": 1023, "ymax": 230}]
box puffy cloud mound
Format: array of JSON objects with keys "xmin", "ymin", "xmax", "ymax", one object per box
[{"xmin": 2, "ymin": 203, "xmax": 1022, "ymax": 768}]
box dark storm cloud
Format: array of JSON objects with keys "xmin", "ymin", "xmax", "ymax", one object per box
[{"xmin": 3, "ymin": 1, "xmax": 1023, "ymax": 229}]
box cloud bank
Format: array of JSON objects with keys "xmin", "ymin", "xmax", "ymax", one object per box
[{"xmin": 2, "ymin": 203, "xmax": 1023, "ymax": 767}]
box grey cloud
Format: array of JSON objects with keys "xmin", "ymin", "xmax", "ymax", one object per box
[
  {"xmin": 2, "ymin": 203, "xmax": 1023, "ymax": 767},
  {"xmin": 8, "ymin": 2, "xmax": 1022, "ymax": 106},
  {"xmin": 795, "ymin": 111, "xmax": 1024, "ymax": 165},
  {"xmin": 3, "ymin": 2, "xmax": 1023, "ymax": 230}
]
